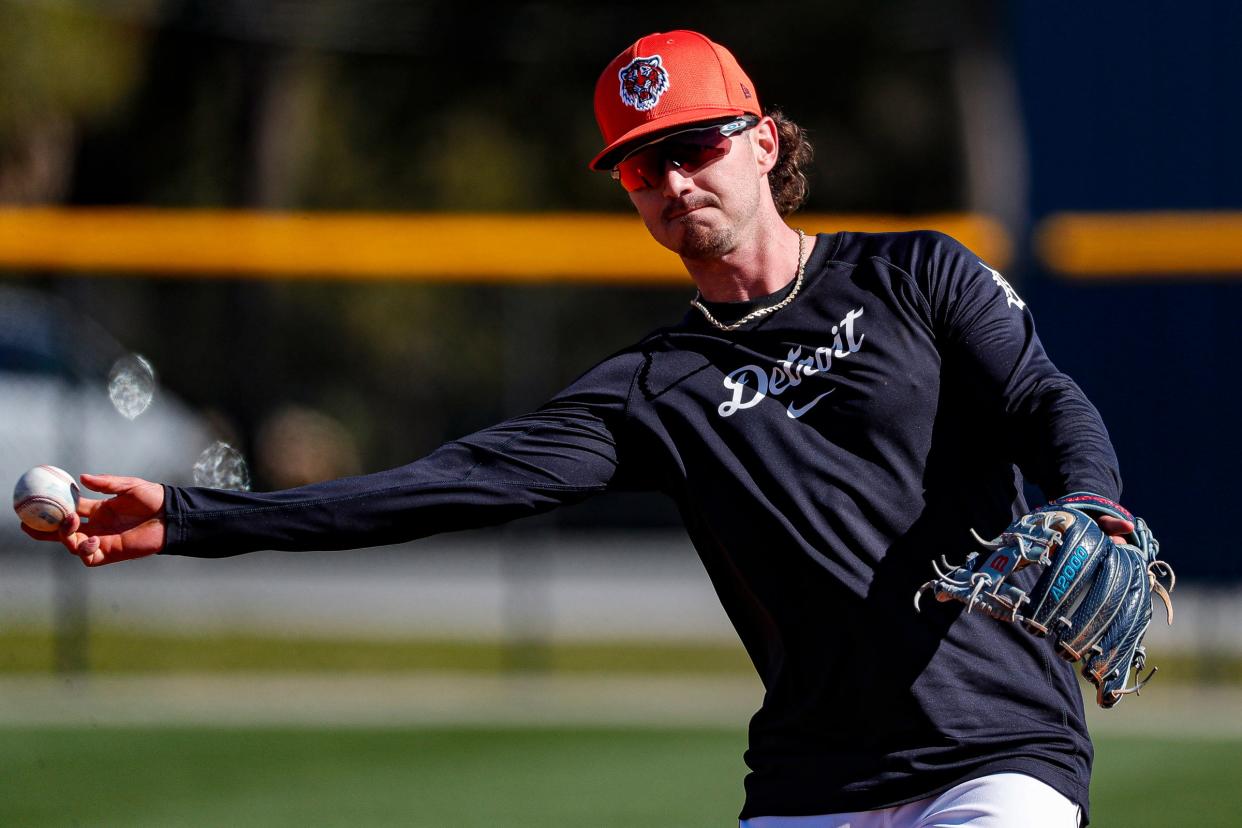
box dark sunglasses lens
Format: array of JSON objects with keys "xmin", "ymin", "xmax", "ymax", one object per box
[
  {"xmin": 616, "ymin": 158, "xmax": 656, "ymax": 192},
  {"xmin": 615, "ymin": 131, "xmax": 734, "ymax": 192}
]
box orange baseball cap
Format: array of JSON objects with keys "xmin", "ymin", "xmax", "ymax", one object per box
[{"xmin": 589, "ymin": 30, "xmax": 762, "ymax": 171}]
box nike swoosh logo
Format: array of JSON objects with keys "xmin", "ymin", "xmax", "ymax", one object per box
[{"xmin": 786, "ymin": 389, "xmax": 835, "ymax": 419}]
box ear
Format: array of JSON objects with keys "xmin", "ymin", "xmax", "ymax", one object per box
[{"xmin": 751, "ymin": 115, "xmax": 780, "ymax": 176}]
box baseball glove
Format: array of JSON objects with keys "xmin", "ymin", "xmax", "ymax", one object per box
[{"xmin": 915, "ymin": 492, "xmax": 1175, "ymax": 708}]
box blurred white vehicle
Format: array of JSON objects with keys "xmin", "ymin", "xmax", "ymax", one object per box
[{"xmin": 0, "ymin": 285, "xmax": 215, "ymax": 542}]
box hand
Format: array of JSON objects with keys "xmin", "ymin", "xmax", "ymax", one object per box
[
  {"xmin": 21, "ymin": 473, "xmax": 166, "ymax": 566},
  {"xmin": 1094, "ymin": 514, "xmax": 1135, "ymax": 545}
]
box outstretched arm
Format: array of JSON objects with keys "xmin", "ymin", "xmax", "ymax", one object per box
[
  {"xmin": 25, "ymin": 351, "xmax": 648, "ymax": 565},
  {"xmin": 163, "ymin": 402, "xmax": 634, "ymax": 558}
]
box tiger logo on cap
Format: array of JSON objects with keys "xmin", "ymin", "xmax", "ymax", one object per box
[{"xmin": 618, "ymin": 56, "xmax": 669, "ymax": 111}]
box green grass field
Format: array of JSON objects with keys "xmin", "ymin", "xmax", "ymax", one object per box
[
  {"xmin": 1, "ymin": 629, "xmax": 1238, "ymax": 825},
  {"xmin": 0, "ymin": 727, "xmax": 1237, "ymax": 827},
  {"xmin": 3, "ymin": 628, "xmax": 1239, "ymax": 683}
]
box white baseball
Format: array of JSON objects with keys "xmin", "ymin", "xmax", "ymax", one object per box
[{"xmin": 13, "ymin": 465, "xmax": 81, "ymax": 532}]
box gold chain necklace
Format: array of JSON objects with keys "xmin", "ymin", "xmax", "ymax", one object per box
[{"xmin": 690, "ymin": 229, "xmax": 807, "ymax": 332}]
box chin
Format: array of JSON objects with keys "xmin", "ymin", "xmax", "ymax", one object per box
[{"xmin": 674, "ymin": 219, "xmax": 733, "ymax": 259}]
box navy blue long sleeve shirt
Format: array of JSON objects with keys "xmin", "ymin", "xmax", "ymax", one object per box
[{"xmin": 163, "ymin": 230, "xmax": 1119, "ymax": 820}]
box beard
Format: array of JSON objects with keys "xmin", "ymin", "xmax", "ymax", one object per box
[
  {"xmin": 674, "ymin": 216, "xmax": 734, "ymax": 259},
  {"xmin": 661, "ymin": 195, "xmax": 735, "ymax": 259}
]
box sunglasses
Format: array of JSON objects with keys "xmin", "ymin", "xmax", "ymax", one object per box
[{"xmin": 611, "ymin": 116, "xmax": 760, "ymax": 193}]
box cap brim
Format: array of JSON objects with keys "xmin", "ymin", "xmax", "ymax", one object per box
[{"xmin": 588, "ymin": 106, "xmax": 753, "ymax": 171}]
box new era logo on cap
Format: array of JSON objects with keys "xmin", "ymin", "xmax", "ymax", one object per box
[{"xmin": 589, "ymin": 30, "xmax": 762, "ymax": 171}]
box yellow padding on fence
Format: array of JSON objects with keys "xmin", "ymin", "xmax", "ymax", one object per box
[
  {"xmin": 0, "ymin": 209, "xmax": 1010, "ymax": 282},
  {"xmin": 1037, "ymin": 212, "xmax": 1242, "ymax": 278}
]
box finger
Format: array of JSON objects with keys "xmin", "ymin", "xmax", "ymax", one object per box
[
  {"xmin": 62, "ymin": 529, "xmax": 100, "ymax": 559},
  {"xmin": 78, "ymin": 536, "xmax": 158, "ymax": 567},
  {"xmin": 1097, "ymin": 513, "xmax": 1137, "ymax": 541},
  {"xmin": 79, "ymin": 473, "xmax": 150, "ymax": 495},
  {"xmin": 1095, "ymin": 515, "xmax": 1134, "ymax": 532},
  {"xmin": 60, "ymin": 512, "xmax": 81, "ymax": 535},
  {"xmin": 78, "ymin": 536, "xmax": 103, "ymax": 564},
  {"xmin": 77, "ymin": 496, "xmax": 108, "ymax": 519},
  {"xmin": 78, "ymin": 536, "xmax": 106, "ymax": 566},
  {"xmin": 74, "ymin": 535, "xmax": 138, "ymax": 568}
]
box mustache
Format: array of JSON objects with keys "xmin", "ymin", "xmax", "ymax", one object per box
[{"xmin": 663, "ymin": 195, "xmax": 719, "ymax": 221}]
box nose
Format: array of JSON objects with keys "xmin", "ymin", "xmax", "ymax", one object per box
[{"xmin": 658, "ymin": 159, "xmax": 695, "ymax": 198}]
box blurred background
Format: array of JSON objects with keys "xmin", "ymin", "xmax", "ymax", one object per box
[{"xmin": 1, "ymin": 1, "xmax": 1240, "ymax": 826}]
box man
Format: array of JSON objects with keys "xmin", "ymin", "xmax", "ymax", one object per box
[{"xmin": 30, "ymin": 30, "xmax": 1136, "ymax": 827}]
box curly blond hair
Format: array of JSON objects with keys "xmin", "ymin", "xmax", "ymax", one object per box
[{"xmin": 767, "ymin": 109, "xmax": 813, "ymax": 216}]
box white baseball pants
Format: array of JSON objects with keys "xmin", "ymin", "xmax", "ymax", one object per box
[{"xmin": 740, "ymin": 772, "xmax": 1082, "ymax": 828}]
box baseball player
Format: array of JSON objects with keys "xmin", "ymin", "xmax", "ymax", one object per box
[{"xmin": 26, "ymin": 30, "xmax": 1165, "ymax": 827}]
